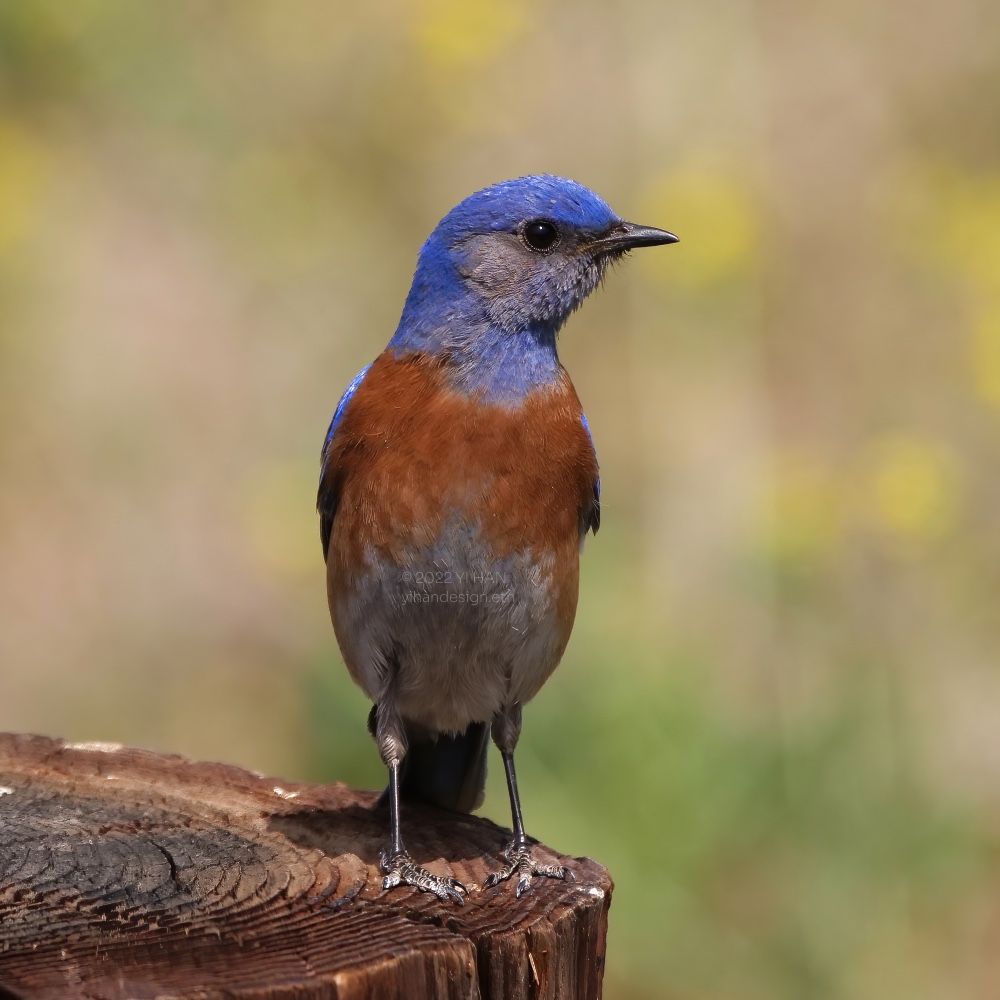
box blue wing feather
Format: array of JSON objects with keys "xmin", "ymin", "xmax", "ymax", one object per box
[
  {"xmin": 580, "ymin": 412, "xmax": 600, "ymax": 535},
  {"xmin": 322, "ymin": 365, "xmax": 371, "ymax": 462},
  {"xmin": 318, "ymin": 364, "xmax": 371, "ymax": 556}
]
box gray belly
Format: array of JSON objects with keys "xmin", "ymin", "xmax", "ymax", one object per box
[{"xmin": 331, "ymin": 524, "xmax": 573, "ymax": 733}]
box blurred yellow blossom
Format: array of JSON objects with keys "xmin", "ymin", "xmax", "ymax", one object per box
[
  {"xmin": 0, "ymin": 120, "xmax": 48, "ymax": 255},
  {"xmin": 412, "ymin": 0, "xmax": 526, "ymax": 73},
  {"xmin": 971, "ymin": 302, "xmax": 1000, "ymax": 410},
  {"xmin": 939, "ymin": 172, "xmax": 1000, "ymax": 294},
  {"xmin": 899, "ymin": 165, "xmax": 1000, "ymax": 294},
  {"xmin": 637, "ymin": 167, "xmax": 758, "ymax": 292},
  {"xmin": 864, "ymin": 434, "xmax": 960, "ymax": 543}
]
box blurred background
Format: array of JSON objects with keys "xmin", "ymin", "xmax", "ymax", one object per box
[{"xmin": 2, "ymin": 0, "xmax": 1000, "ymax": 996}]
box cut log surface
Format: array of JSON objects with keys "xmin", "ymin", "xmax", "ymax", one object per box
[{"xmin": 0, "ymin": 733, "xmax": 611, "ymax": 1000}]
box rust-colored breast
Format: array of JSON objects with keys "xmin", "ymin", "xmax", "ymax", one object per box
[{"xmin": 320, "ymin": 350, "xmax": 598, "ymax": 574}]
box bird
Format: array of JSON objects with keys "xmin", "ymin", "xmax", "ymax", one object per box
[{"xmin": 318, "ymin": 174, "xmax": 677, "ymax": 902}]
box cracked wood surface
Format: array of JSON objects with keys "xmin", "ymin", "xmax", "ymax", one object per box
[{"xmin": 0, "ymin": 733, "xmax": 611, "ymax": 1000}]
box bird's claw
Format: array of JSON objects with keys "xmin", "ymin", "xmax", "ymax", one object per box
[
  {"xmin": 379, "ymin": 848, "xmax": 467, "ymax": 905},
  {"xmin": 483, "ymin": 841, "xmax": 575, "ymax": 897}
]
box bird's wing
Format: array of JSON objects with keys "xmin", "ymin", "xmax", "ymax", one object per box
[
  {"xmin": 318, "ymin": 364, "xmax": 371, "ymax": 557},
  {"xmin": 580, "ymin": 412, "xmax": 600, "ymax": 536}
]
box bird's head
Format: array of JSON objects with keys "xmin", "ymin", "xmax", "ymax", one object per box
[{"xmin": 399, "ymin": 175, "xmax": 677, "ymax": 339}]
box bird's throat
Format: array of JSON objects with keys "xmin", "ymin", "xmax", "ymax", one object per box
[{"xmin": 437, "ymin": 324, "xmax": 562, "ymax": 405}]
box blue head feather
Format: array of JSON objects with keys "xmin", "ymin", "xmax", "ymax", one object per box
[
  {"xmin": 388, "ymin": 175, "xmax": 622, "ymax": 403},
  {"xmin": 432, "ymin": 175, "xmax": 618, "ymax": 244}
]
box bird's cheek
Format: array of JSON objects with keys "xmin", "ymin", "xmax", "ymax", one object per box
[{"xmin": 455, "ymin": 236, "xmax": 536, "ymax": 298}]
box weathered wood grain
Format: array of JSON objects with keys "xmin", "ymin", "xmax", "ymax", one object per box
[{"xmin": 0, "ymin": 733, "xmax": 611, "ymax": 1000}]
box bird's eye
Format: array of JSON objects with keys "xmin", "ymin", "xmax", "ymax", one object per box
[{"xmin": 522, "ymin": 219, "xmax": 559, "ymax": 252}]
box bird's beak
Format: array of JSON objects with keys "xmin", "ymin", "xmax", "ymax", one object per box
[{"xmin": 589, "ymin": 221, "xmax": 679, "ymax": 253}]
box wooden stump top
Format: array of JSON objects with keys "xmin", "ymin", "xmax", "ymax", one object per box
[{"xmin": 0, "ymin": 733, "xmax": 611, "ymax": 1000}]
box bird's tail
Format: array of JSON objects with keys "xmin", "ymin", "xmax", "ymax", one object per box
[{"xmin": 376, "ymin": 720, "xmax": 490, "ymax": 814}]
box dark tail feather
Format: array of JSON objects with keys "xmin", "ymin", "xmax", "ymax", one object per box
[{"xmin": 375, "ymin": 720, "xmax": 490, "ymax": 814}]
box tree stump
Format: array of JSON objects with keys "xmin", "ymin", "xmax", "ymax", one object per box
[{"xmin": 0, "ymin": 733, "xmax": 611, "ymax": 1000}]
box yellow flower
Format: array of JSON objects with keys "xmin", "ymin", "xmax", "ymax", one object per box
[
  {"xmin": 637, "ymin": 167, "xmax": 758, "ymax": 291},
  {"xmin": 413, "ymin": 0, "xmax": 525, "ymax": 72},
  {"xmin": 865, "ymin": 435, "xmax": 959, "ymax": 542},
  {"xmin": 0, "ymin": 120, "xmax": 48, "ymax": 255},
  {"xmin": 971, "ymin": 302, "xmax": 1000, "ymax": 410}
]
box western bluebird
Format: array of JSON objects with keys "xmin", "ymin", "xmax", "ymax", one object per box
[{"xmin": 318, "ymin": 175, "xmax": 676, "ymax": 902}]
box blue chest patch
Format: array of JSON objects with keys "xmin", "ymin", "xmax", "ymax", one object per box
[{"xmin": 437, "ymin": 325, "xmax": 562, "ymax": 405}]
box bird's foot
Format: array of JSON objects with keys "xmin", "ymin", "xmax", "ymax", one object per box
[
  {"xmin": 483, "ymin": 841, "xmax": 575, "ymax": 898},
  {"xmin": 379, "ymin": 848, "xmax": 466, "ymax": 905}
]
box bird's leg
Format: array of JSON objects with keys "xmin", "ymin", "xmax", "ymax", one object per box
[
  {"xmin": 374, "ymin": 700, "xmax": 466, "ymax": 905},
  {"xmin": 484, "ymin": 704, "xmax": 575, "ymax": 897}
]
